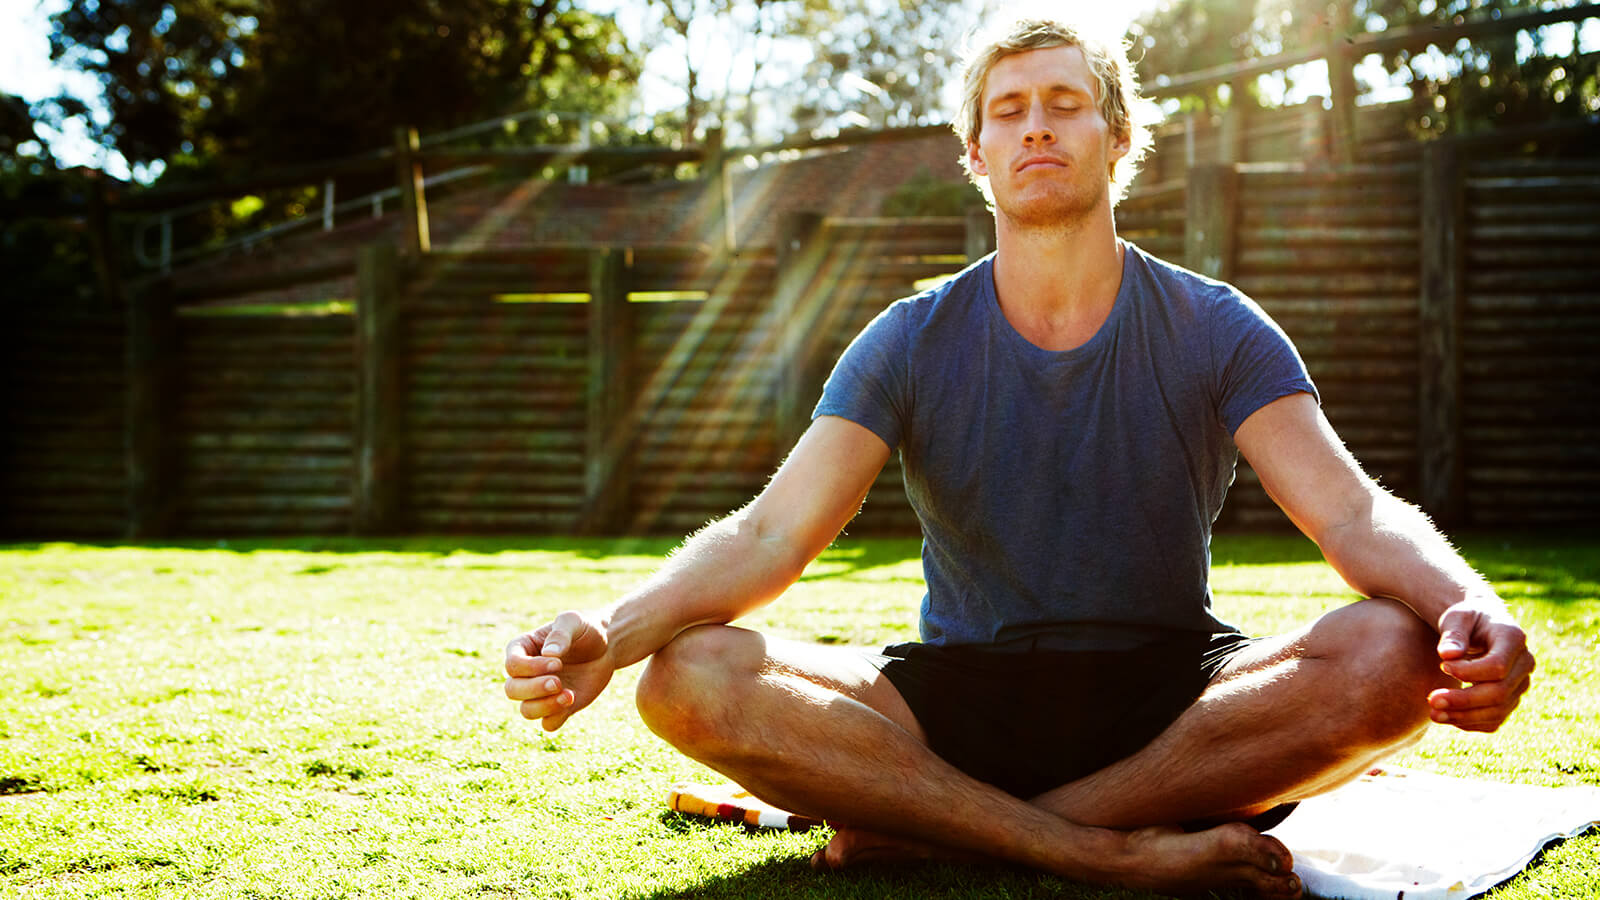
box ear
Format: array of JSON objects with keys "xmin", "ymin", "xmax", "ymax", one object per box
[
  {"xmin": 967, "ymin": 138, "xmax": 989, "ymax": 177},
  {"xmin": 1109, "ymin": 127, "xmax": 1131, "ymax": 164}
]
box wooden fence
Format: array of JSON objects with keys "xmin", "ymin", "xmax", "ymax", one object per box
[
  {"xmin": 3, "ymin": 147, "xmax": 1598, "ymax": 540},
  {"xmin": 1, "ymin": 305, "xmax": 127, "ymax": 537}
]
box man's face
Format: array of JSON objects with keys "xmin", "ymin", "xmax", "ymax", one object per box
[{"xmin": 966, "ymin": 44, "xmax": 1130, "ymax": 228}]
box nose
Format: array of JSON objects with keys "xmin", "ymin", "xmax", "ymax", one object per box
[{"xmin": 1023, "ymin": 102, "xmax": 1055, "ymax": 145}]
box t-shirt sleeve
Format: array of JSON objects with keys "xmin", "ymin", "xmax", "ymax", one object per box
[
  {"xmin": 1210, "ymin": 289, "xmax": 1319, "ymax": 435},
  {"xmin": 812, "ymin": 301, "xmax": 910, "ymax": 450}
]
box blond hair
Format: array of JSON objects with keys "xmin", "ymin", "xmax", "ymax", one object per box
[{"xmin": 955, "ymin": 16, "xmax": 1155, "ymax": 205}]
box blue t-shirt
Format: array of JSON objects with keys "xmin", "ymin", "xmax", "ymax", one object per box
[{"xmin": 813, "ymin": 242, "xmax": 1317, "ymax": 650}]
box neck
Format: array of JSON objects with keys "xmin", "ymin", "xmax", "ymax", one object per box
[{"xmin": 990, "ymin": 202, "xmax": 1124, "ymax": 352}]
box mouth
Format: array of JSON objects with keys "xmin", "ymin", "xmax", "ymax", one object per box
[{"xmin": 1016, "ymin": 156, "xmax": 1067, "ymax": 172}]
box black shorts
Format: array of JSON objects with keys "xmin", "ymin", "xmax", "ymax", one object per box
[{"xmin": 867, "ymin": 630, "xmax": 1296, "ymax": 831}]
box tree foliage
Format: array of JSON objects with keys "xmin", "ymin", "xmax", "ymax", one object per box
[
  {"xmin": 637, "ymin": 0, "xmax": 974, "ymax": 145},
  {"xmin": 1130, "ymin": 0, "xmax": 1600, "ymax": 135},
  {"xmin": 46, "ymin": 0, "xmax": 642, "ymax": 174},
  {"xmin": 787, "ymin": 0, "xmax": 974, "ymax": 135},
  {"xmin": 1, "ymin": 93, "xmax": 100, "ymax": 306}
]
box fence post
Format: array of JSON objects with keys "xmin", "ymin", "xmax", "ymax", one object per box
[
  {"xmin": 393, "ymin": 126, "xmax": 431, "ymax": 256},
  {"xmin": 964, "ymin": 207, "xmax": 996, "ymax": 261},
  {"xmin": 1326, "ymin": 6, "xmax": 1358, "ymax": 166},
  {"xmin": 580, "ymin": 247, "xmax": 634, "ymax": 534},
  {"xmin": 773, "ymin": 211, "xmax": 826, "ymax": 454},
  {"xmin": 1418, "ymin": 141, "xmax": 1466, "ymax": 526},
  {"xmin": 1185, "ymin": 164, "xmax": 1239, "ymax": 282},
  {"xmin": 86, "ymin": 173, "xmax": 124, "ymax": 306},
  {"xmin": 1220, "ymin": 75, "xmax": 1250, "ymax": 164},
  {"xmin": 126, "ymin": 277, "xmax": 177, "ymax": 538},
  {"xmin": 354, "ymin": 241, "xmax": 404, "ymax": 533}
]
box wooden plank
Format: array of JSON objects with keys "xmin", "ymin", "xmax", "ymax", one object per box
[
  {"xmin": 577, "ymin": 246, "xmax": 633, "ymax": 535},
  {"xmin": 409, "ymin": 509, "xmax": 581, "ymax": 532},
  {"xmin": 406, "ymin": 366, "xmax": 587, "ymax": 387},
  {"xmin": 1236, "ymin": 246, "xmax": 1417, "ymax": 270},
  {"xmin": 1464, "ymin": 293, "xmax": 1600, "ymax": 314},
  {"xmin": 184, "ymin": 493, "xmax": 351, "ymax": 513},
  {"xmin": 185, "ymin": 369, "xmax": 354, "ymax": 389},
  {"xmin": 406, "ymin": 311, "xmax": 587, "ymax": 333},
  {"xmin": 171, "ymin": 264, "xmax": 355, "ymax": 303},
  {"xmin": 408, "ymin": 431, "xmax": 583, "ymax": 451},
  {"xmin": 410, "ymin": 491, "xmax": 584, "ymax": 510},
  {"xmin": 1237, "ymin": 225, "xmax": 1419, "ymax": 245},
  {"xmin": 178, "ymin": 409, "xmax": 352, "ymax": 430},
  {"xmin": 1186, "ymin": 165, "xmax": 1238, "ymax": 280},
  {"xmin": 404, "ymin": 352, "xmax": 586, "ymax": 372},
  {"xmin": 176, "ymin": 513, "xmax": 349, "ymax": 534},
  {"xmin": 182, "ymin": 472, "xmax": 351, "ymax": 493},
  {"xmin": 1239, "ymin": 273, "xmax": 1419, "ymax": 295},
  {"xmin": 183, "ymin": 433, "xmax": 352, "ymax": 451},
  {"xmin": 127, "ymin": 278, "xmax": 176, "ymax": 538},
  {"xmin": 774, "ymin": 211, "xmax": 827, "ymax": 454},
  {"xmin": 406, "ymin": 449, "xmax": 584, "ymax": 469},
  {"xmin": 407, "ymin": 387, "xmax": 585, "ymax": 409},
  {"xmin": 1238, "ymin": 205, "xmax": 1418, "ymax": 228},
  {"xmin": 411, "ymin": 471, "xmax": 586, "ymax": 492}
]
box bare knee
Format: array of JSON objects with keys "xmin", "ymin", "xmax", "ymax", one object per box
[
  {"xmin": 1315, "ymin": 598, "xmax": 1453, "ymax": 748},
  {"xmin": 635, "ymin": 625, "xmax": 762, "ymax": 758}
]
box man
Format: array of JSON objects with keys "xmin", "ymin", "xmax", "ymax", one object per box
[{"xmin": 505, "ymin": 16, "xmax": 1534, "ymax": 899}]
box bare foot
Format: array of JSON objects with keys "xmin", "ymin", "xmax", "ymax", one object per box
[
  {"xmin": 810, "ymin": 825, "xmax": 984, "ymax": 871},
  {"xmin": 1114, "ymin": 823, "xmax": 1302, "ymax": 899},
  {"xmin": 814, "ymin": 821, "xmax": 1301, "ymax": 899}
]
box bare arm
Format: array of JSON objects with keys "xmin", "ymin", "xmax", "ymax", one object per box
[
  {"xmin": 601, "ymin": 415, "xmax": 892, "ymax": 667},
  {"xmin": 1234, "ymin": 392, "xmax": 1534, "ymax": 732},
  {"xmin": 505, "ymin": 415, "xmax": 892, "ymax": 729}
]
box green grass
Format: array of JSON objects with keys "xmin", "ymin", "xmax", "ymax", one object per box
[{"xmin": 1, "ymin": 533, "xmax": 1595, "ymax": 899}]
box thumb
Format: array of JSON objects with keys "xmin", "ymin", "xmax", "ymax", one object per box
[
  {"xmin": 1435, "ymin": 608, "xmax": 1478, "ymax": 661},
  {"xmin": 541, "ymin": 610, "xmax": 587, "ymax": 659}
]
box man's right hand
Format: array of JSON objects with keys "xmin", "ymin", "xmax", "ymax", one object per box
[{"xmin": 504, "ymin": 610, "xmax": 614, "ymax": 731}]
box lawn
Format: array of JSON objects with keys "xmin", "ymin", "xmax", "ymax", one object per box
[{"xmin": 1, "ymin": 533, "xmax": 1596, "ymax": 899}]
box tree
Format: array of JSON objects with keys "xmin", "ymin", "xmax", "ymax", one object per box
[
  {"xmin": 47, "ymin": 0, "xmax": 643, "ymax": 174},
  {"xmin": 786, "ymin": 0, "xmax": 976, "ymax": 137},
  {"xmin": 44, "ymin": 0, "xmax": 644, "ymax": 264},
  {"xmin": 1130, "ymin": 0, "xmax": 1600, "ymax": 136},
  {"xmin": 1, "ymin": 93, "xmax": 101, "ymax": 306}
]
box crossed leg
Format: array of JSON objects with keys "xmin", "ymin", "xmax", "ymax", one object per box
[{"xmin": 635, "ymin": 598, "xmax": 1453, "ymax": 897}]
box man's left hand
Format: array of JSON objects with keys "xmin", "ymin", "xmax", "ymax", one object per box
[{"xmin": 1428, "ymin": 600, "xmax": 1535, "ymax": 733}]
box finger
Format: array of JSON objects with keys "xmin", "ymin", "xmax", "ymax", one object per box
[
  {"xmin": 1433, "ymin": 659, "xmax": 1529, "ymax": 707},
  {"xmin": 1428, "ymin": 679, "xmax": 1529, "ymax": 727},
  {"xmin": 504, "ymin": 674, "xmax": 566, "ymax": 702},
  {"xmin": 1442, "ymin": 639, "xmax": 1528, "ymax": 683},
  {"xmin": 1429, "ymin": 679, "xmax": 1512, "ymax": 714},
  {"xmin": 505, "ymin": 637, "xmax": 562, "ymax": 677},
  {"xmin": 519, "ymin": 690, "xmax": 575, "ymax": 723},
  {"xmin": 541, "ymin": 611, "xmax": 587, "ymax": 659},
  {"xmin": 1428, "ymin": 698, "xmax": 1522, "ymax": 731}
]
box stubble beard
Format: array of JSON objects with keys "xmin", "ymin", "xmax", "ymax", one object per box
[{"xmin": 994, "ymin": 170, "xmax": 1109, "ymax": 237}]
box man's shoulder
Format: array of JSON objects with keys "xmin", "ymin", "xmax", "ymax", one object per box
[
  {"xmin": 888, "ymin": 254, "xmax": 992, "ymax": 322},
  {"xmin": 1125, "ymin": 242, "xmax": 1243, "ymax": 306}
]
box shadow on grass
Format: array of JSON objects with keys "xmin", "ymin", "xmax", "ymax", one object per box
[
  {"xmin": 646, "ymin": 815, "xmax": 1234, "ymax": 900},
  {"xmin": 1455, "ymin": 531, "xmax": 1600, "ymax": 606},
  {"xmin": 0, "ymin": 534, "xmax": 926, "ymax": 577},
  {"xmin": 634, "ymin": 853, "xmax": 1178, "ymax": 900},
  {"xmin": 0, "ymin": 535, "xmax": 682, "ymax": 558}
]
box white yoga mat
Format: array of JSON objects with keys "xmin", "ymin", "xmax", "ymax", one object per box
[{"xmin": 1265, "ymin": 766, "xmax": 1600, "ymax": 900}]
